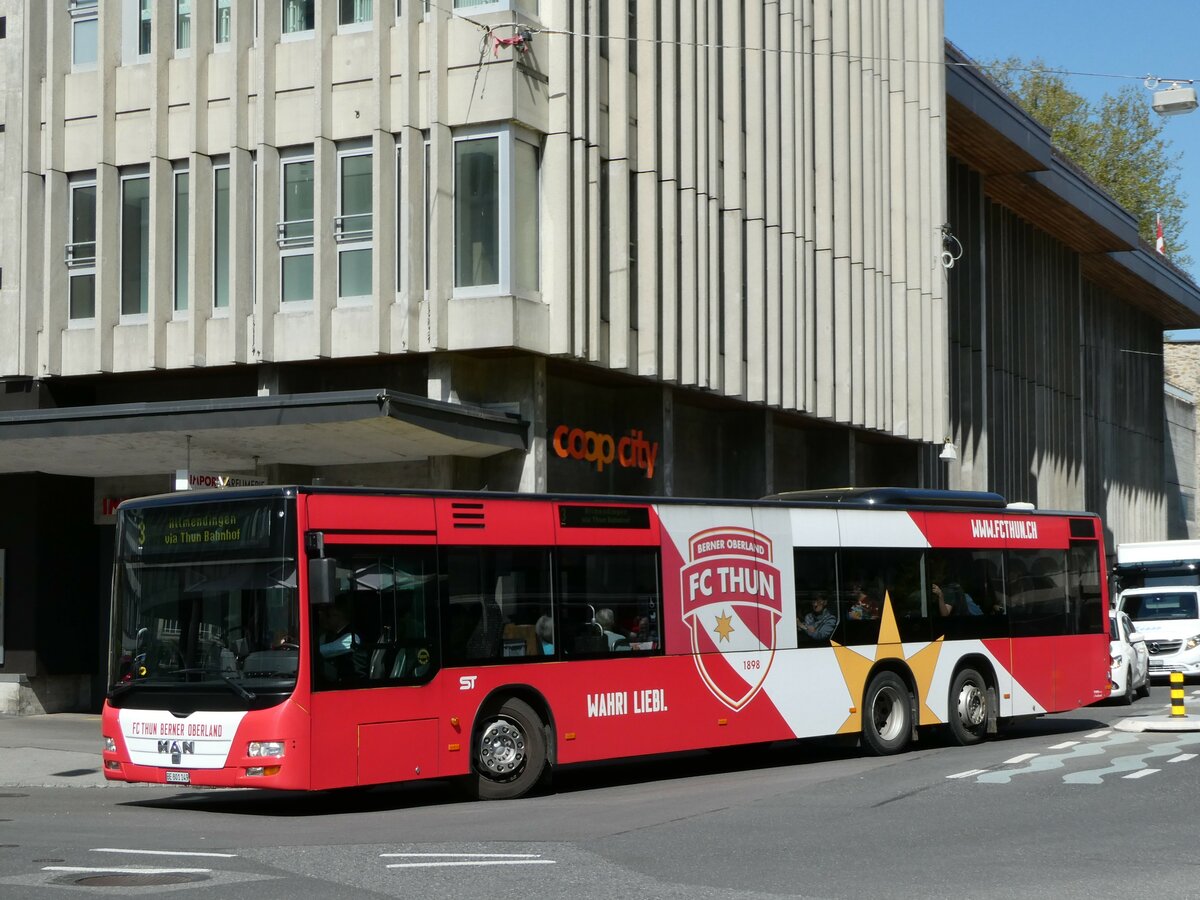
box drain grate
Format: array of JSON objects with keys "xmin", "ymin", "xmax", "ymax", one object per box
[{"xmin": 71, "ymin": 873, "xmax": 211, "ymax": 887}]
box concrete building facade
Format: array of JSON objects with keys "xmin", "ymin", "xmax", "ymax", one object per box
[{"xmin": 0, "ymin": 1, "xmax": 1198, "ymax": 712}]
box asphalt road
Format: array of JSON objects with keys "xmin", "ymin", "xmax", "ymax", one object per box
[{"xmin": 0, "ymin": 685, "xmax": 1196, "ymax": 899}]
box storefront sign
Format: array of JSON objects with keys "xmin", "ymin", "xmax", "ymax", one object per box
[
  {"xmin": 175, "ymin": 470, "xmax": 268, "ymax": 490},
  {"xmin": 551, "ymin": 425, "xmax": 659, "ymax": 479}
]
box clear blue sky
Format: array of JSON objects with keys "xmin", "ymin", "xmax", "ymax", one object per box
[{"xmin": 945, "ymin": 0, "xmax": 1200, "ymax": 296}]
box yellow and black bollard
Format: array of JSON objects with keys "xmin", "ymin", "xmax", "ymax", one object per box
[{"xmin": 1171, "ymin": 671, "xmax": 1187, "ymax": 718}]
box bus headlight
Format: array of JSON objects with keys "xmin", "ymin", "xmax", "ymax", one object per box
[
  {"xmin": 103, "ymin": 736, "xmax": 116, "ymax": 753},
  {"xmin": 247, "ymin": 741, "xmax": 285, "ymax": 758},
  {"xmin": 1187, "ymin": 634, "xmax": 1200, "ymax": 651}
]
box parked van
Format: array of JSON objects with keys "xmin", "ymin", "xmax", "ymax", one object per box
[{"xmin": 1116, "ymin": 586, "xmax": 1200, "ymax": 678}]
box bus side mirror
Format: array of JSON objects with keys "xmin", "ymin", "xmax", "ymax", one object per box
[{"xmin": 308, "ymin": 557, "xmax": 337, "ymax": 607}]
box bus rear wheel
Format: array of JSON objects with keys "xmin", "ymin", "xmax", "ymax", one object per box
[
  {"xmin": 949, "ymin": 667, "xmax": 989, "ymax": 745},
  {"xmin": 470, "ymin": 697, "xmax": 547, "ymax": 801},
  {"xmin": 861, "ymin": 671, "xmax": 912, "ymax": 755}
]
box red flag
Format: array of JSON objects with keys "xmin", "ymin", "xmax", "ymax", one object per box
[{"xmin": 1156, "ymin": 215, "xmax": 1166, "ymax": 255}]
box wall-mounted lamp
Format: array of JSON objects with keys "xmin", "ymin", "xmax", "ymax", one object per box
[
  {"xmin": 939, "ymin": 438, "xmax": 958, "ymax": 461},
  {"xmin": 1147, "ymin": 77, "xmax": 1199, "ymax": 116}
]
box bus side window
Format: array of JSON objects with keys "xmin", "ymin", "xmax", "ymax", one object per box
[
  {"xmin": 557, "ymin": 547, "xmax": 661, "ymax": 657},
  {"xmin": 441, "ymin": 547, "xmax": 552, "ymax": 666},
  {"xmin": 793, "ymin": 549, "xmax": 839, "ymax": 646}
]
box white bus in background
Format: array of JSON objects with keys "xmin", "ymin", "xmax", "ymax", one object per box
[{"xmin": 1112, "ymin": 540, "xmax": 1200, "ymax": 679}]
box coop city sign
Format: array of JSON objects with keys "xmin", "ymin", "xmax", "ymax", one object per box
[{"xmin": 551, "ymin": 424, "xmax": 659, "ymax": 479}]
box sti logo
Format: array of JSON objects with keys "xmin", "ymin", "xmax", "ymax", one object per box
[
  {"xmin": 680, "ymin": 527, "xmax": 782, "ymax": 710},
  {"xmin": 158, "ymin": 740, "xmax": 194, "ymax": 765}
]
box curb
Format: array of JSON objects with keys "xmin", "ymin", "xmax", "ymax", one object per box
[{"xmin": 1113, "ymin": 715, "xmax": 1200, "ymax": 733}]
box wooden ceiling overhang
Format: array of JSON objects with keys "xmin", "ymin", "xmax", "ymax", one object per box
[{"xmin": 945, "ymin": 43, "xmax": 1200, "ymax": 329}]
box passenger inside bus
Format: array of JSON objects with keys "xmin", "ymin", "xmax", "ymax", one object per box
[
  {"xmin": 847, "ymin": 586, "xmax": 879, "ymax": 621},
  {"xmin": 316, "ymin": 595, "xmax": 367, "ymax": 683},
  {"xmin": 535, "ymin": 615, "xmax": 554, "ymax": 654},
  {"xmin": 799, "ymin": 594, "xmax": 837, "ymax": 642},
  {"xmin": 596, "ymin": 608, "xmax": 631, "ymax": 651}
]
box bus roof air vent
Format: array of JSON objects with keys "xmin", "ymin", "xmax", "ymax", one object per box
[{"xmin": 763, "ymin": 487, "xmax": 1008, "ymax": 509}]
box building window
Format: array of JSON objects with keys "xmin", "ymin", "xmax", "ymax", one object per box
[
  {"xmin": 453, "ymin": 127, "xmax": 539, "ymax": 296},
  {"xmin": 454, "ymin": 136, "xmax": 498, "ymax": 290},
  {"xmin": 215, "ymin": 0, "xmax": 232, "ymax": 43},
  {"xmin": 213, "ymin": 163, "xmax": 230, "ymax": 309},
  {"xmin": 282, "ymin": 0, "xmax": 314, "ymax": 36},
  {"xmin": 339, "ymin": 0, "xmax": 372, "ymax": 27},
  {"xmin": 66, "ymin": 178, "xmax": 97, "ymax": 321},
  {"xmin": 278, "ymin": 152, "xmax": 314, "ymax": 303},
  {"xmin": 70, "ymin": 0, "xmax": 99, "ymax": 69},
  {"xmin": 336, "ymin": 147, "xmax": 373, "ymax": 301},
  {"xmin": 176, "ymin": 0, "xmax": 191, "ymax": 50},
  {"xmin": 120, "ymin": 172, "xmax": 150, "ymax": 316},
  {"xmin": 513, "ymin": 138, "xmax": 539, "ymax": 294},
  {"xmin": 174, "ymin": 167, "xmax": 190, "ymax": 312},
  {"xmin": 138, "ymin": 0, "xmax": 152, "ymax": 55},
  {"xmin": 452, "ymin": 0, "xmax": 535, "ymax": 15},
  {"xmin": 394, "ymin": 142, "xmax": 402, "ymax": 291}
]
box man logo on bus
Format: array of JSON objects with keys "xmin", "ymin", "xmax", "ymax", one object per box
[{"xmin": 680, "ymin": 527, "xmax": 782, "ymax": 710}]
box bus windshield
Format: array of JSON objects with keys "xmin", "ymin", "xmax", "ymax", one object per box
[{"xmin": 108, "ymin": 497, "xmax": 298, "ymax": 705}]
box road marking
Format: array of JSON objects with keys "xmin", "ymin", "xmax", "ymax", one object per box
[
  {"xmin": 1169, "ymin": 753, "xmax": 1197, "ymax": 763},
  {"xmin": 380, "ymin": 853, "xmax": 541, "ymax": 859},
  {"xmin": 385, "ymin": 860, "xmax": 557, "ymax": 869},
  {"xmin": 1085, "ymin": 730, "xmax": 1111, "ymax": 739},
  {"xmin": 1122, "ymin": 769, "xmax": 1160, "ymax": 779},
  {"xmin": 92, "ymin": 848, "xmax": 237, "ymax": 858},
  {"xmin": 1003, "ymin": 753, "xmax": 1038, "ymax": 764},
  {"xmin": 42, "ymin": 866, "xmax": 212, "ymax": 874},
  {"xmin": 1048, "ymin": 741, "xmax": 1079, "ymax": 750},
  {"xmin": 946, "ymin": 769, "xmax": 987, "ymax": 779}
]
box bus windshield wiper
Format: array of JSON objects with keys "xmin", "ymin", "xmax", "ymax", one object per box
[{"xmin": 169, "ymin": 668, "xmax": 257, "ymax": 700}]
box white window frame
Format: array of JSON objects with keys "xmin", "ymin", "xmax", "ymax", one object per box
[
  {"xmin": 451, "ymin": 125, "xmax": 541, "ymax": 300},
  {"xmin": 337, "ymin": 0, "xmax": 373, "ymax": 33},
  {"xmin": 173, "ymin": 164, "xmax": 190, "ymax": 316},
  {"xmin": 119, "ymin": 168, "xmax": 151, "ymax": 322},
  {"xmin": 451, "ymin": 0, "xmax": 537, "ymax": 17},
  {"xmin": 281, "ymin": 0, "xmax": 315, "ymax": 41},
  {"xmin": 212, "ymin": 159, "xmax": 231, "ymax": 314},
  {"xmin": 69, "ymin": 0, "xmax": 99, "ymax": 72},
  {"xmin": 336, "ymin": 144, "xmax": 373, "ymax": 305},
  {"xmin": 66, "ymin": 176, "xmax": 98, "ymax": 326},
  {"xmin": 277, "ymin": 149, "xmax": 315, "ymax": 307},
  {"xmin": 122, "ymin": 0, "xmax": 153, "ymax": 63}
]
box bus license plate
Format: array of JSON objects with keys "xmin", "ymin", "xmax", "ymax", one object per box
[{"xmin": 165, "ymin": 771, "xmax": 191, "ymax": 784}]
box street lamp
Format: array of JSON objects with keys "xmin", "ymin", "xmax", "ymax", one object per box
[{"xmin": 1147, "ymin": 77, "xmax": 1199, "ymax": 117}]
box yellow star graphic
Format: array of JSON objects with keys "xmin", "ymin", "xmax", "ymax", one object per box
[
  {"xmin": 831, "ymin": 590, "xmax": 945, "ymax": 734},
  {"xmin": 713, "ymin": 610, "xmax": 735, "ymax": 643}
]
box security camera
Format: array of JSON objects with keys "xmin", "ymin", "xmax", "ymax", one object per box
[{"xmin": 1152, "ymin": 86, "xmax": 1199, "ymax": 117}]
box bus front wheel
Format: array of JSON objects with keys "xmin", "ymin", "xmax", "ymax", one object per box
[
  {"xmin": 861, "ymin": 671, "xmax": 912, "ymax": 755},
  {"xmin": 470, "ymin": 696, "xmax": 548, "ymax": 801},
  {"xmin": 948, "ymin": 667, "xmax": 989, "ymax": 745}
]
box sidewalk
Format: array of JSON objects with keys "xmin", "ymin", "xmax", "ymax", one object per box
[{"xmin": 0, "ymin": 713, "xmax": 111, "ymax": 788}]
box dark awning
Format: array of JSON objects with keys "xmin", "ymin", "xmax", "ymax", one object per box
[{"xmin": 0, "ymin": 389, "xmax": 528, "ymax": 477}]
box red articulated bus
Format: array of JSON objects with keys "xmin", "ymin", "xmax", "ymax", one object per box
[{"xmin": 101, "ymin": 486, "xmax": 1111, "ymax": 799}]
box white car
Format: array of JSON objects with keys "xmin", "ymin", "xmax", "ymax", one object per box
[
  {"xmin": 1109, "ymin": 610, "xmax": 1150, "ymax": 704},
  {"xmin": 1118, "ymin": 587, "xmax": 1200, "ymax": 679}
]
